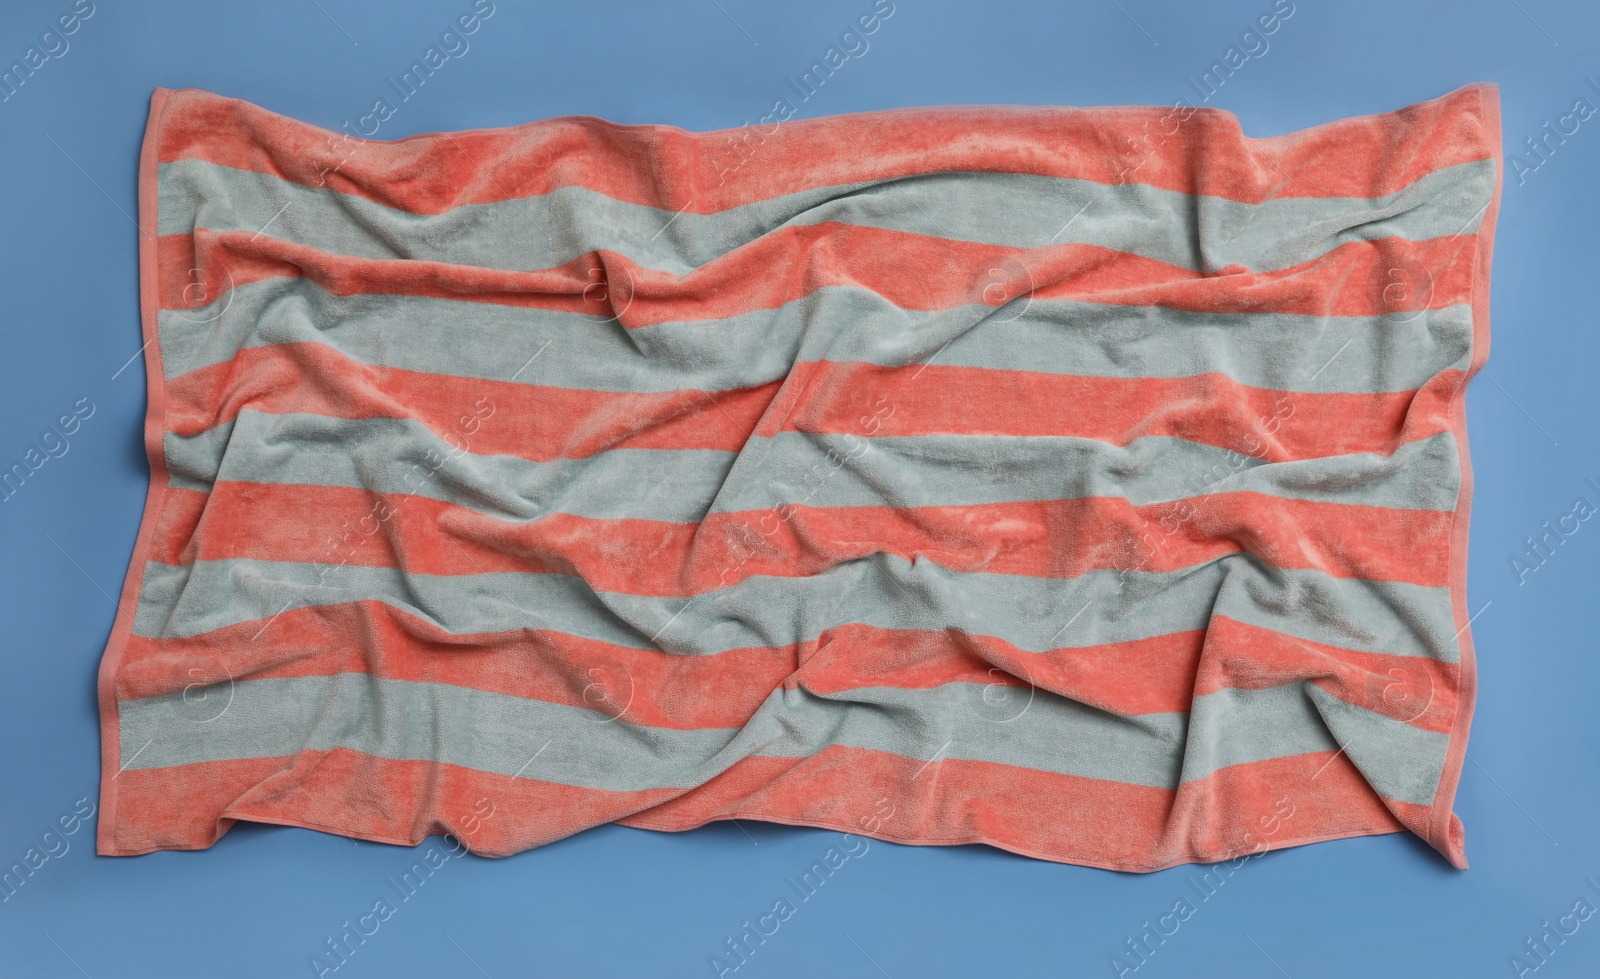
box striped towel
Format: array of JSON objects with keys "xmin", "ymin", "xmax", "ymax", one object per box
[{"xmin": 97, "ymin": 84, "xmax": 1501, "ymax": 871}]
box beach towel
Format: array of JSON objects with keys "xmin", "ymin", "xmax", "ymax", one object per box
[{"xmin": 96, "ymin": 83, "xmax": 1501, "ymax": 871}]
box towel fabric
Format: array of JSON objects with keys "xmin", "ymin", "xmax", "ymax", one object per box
[{"xmin": 97, "ymin": 84, "xmax": 1501, "ymax": 871}]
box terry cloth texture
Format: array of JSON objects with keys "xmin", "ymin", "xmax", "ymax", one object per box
[{"xmin": 97, "ymin": 84, "xmax": 1501, "ymax": 871}]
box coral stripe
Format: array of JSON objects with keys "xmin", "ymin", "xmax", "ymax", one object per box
[
  {"xmin": 113, "ymin": 595, "xmax": 1458, "ymax": 736},
  {"xmin": 625, "ymin": 747, "xmax": 1411, "ymax": 872},
  {"xmin": 153, "ymin": 85, "xmax": 1494, "ymax": 212},
  {"xmin": 161, "ymin": 342, "xmax": 1460, "ymax": 463},
  {"xmin": 102, "ymin": 746, "xmax": 1411, "ymax": 869}
]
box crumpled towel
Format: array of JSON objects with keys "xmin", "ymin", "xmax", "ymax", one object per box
[{"xmin": 96, "ymin": 83, "xmax": 1500, "ymax": 871}]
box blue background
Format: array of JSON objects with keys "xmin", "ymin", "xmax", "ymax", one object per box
[{"xmin": 1, "ymin": 1, "xmax": 1597, "ymax": 976}]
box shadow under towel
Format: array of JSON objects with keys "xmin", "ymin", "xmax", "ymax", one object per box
[{"xmin": 95, "ymin": 83, "xmax": 1502, "ymax": 871}]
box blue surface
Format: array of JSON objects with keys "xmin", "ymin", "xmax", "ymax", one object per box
[{"xmin": 1, "ymin": 1, "xmax": 1597, "ymax": 976}]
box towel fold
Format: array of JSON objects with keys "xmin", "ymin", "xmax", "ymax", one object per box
[{"xmin": 96, "ymin": 84, "xmax": 1500, "ymax": 870}]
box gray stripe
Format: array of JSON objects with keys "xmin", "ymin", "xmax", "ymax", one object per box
[
  {"xmin": 716, "ymin": 430, "xmax": 1462, "ymax": 514},
  {"xmin": 118, "ymin": 674, "xmax": 1442, "ymax": 803},
  {"xmin": 1304, "ymin": 684, "xmax": 1448, "ymax": 806},
  {"xmin": 761, "ymin": 683, "xmax": 1187, "ymax": 787},
  {"xmin": 164, "ymin": 410, "xmax": 740, "ymax": 524},
  {"xmin": 122, "ymin": 676, "xmax": 1184, "ymax": 788},
  {"xmin": 808, "ymin": 681, "xmax": 1444, "ymax": 803},
  {"xmin": 1180, "ymin": 684, "xmax": 1445, "ymax": 805},
  {"xmin": 119, "ymin": 674, "xmax": 741, "ymax": 791},
  {"xmin": 131, "ymin": 555, "xmax": 1462, "ymax": 664},
  {"xmin": 164, "ymin": 411, "xmax": 1461, "ymax": 515},
  {"xmin": 158, "ymin": 276, "xmax": 1474, "ymax": 397},
  {"xmin": 158, "ymin": 157, "xmax": 1494, "ymax": 278}
]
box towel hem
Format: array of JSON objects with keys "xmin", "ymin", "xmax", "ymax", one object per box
[
  {"xmin": 95, "ymin": 86, "xmax": 178, "ymax": 857},
  {"xmin": 97, "ymin": 805, "xmax": 1411, "ymax": 875},
  {"xmin": 1421, "ymin": 80, "xmax": 1501, "ymax": 871}
]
